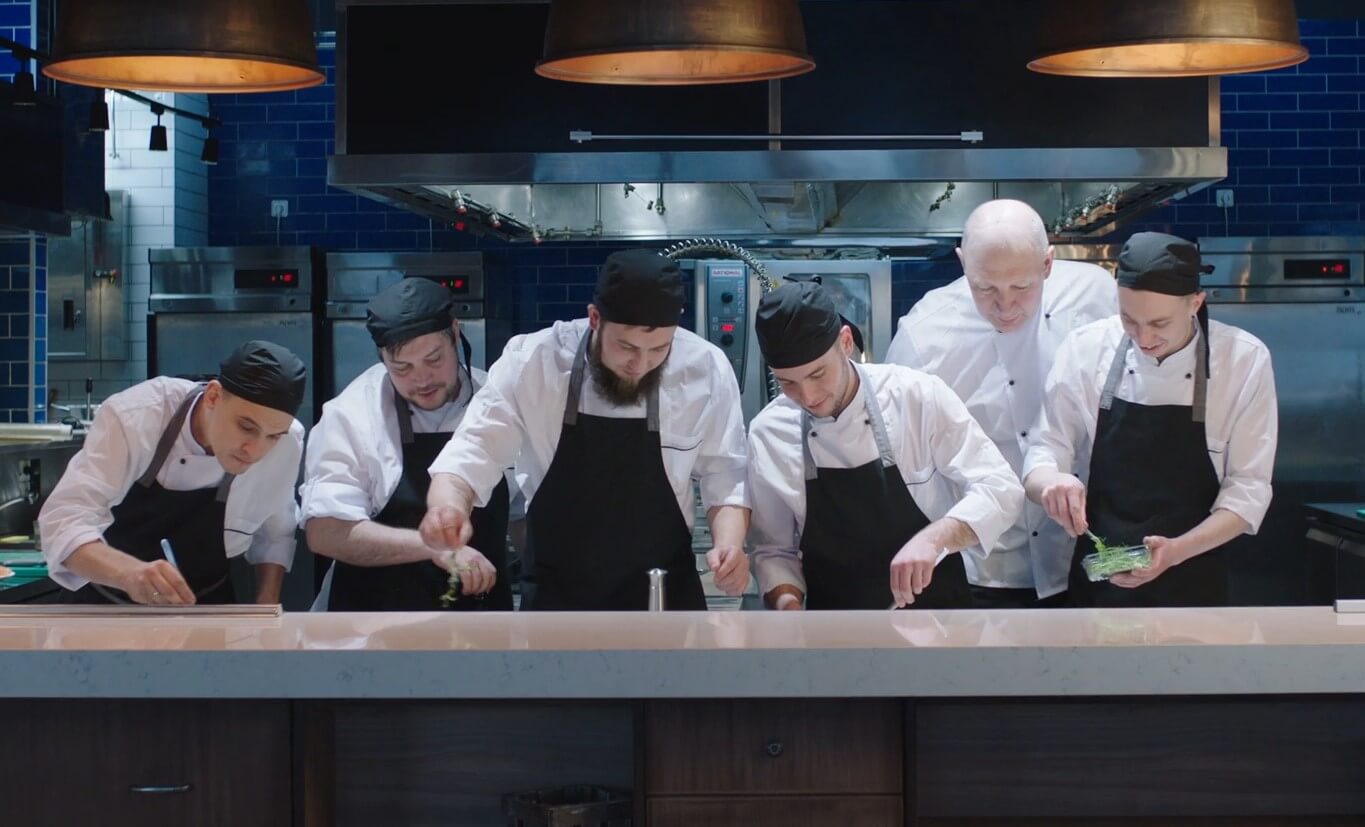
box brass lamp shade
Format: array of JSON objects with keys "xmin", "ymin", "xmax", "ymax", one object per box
[
  {"xmin": 1028, "ymin": 0, "xmax": 1308, "ymax": 77},
  {"xmin": 43, "ymin": 0, "xmax": 323, "ymax": 93},
  {"xmin": 536, "ymin": 0, "xmax": 814, "ymax": 85}
]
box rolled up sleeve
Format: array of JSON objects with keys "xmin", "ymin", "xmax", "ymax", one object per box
[
  {"xmin": 746, "ymin": 422, "xmax": 806, "ymax": 597},
  {"xmin": 695, "ymin": 354, "xmax": 749, "ymax": 510},
  {"xmin": 1213, "ymin": 345, "xmax": 1277, "ymax": 533},
  {"xmin": 245, "ymin": 430, "xmax": 303, "ymax": 570},
  {"xmin": 299, "ymin": 405, "xmax": 376, "ymax": 524},
  {"xmin": 430, "ymin": 343, "xmax": 532, "ymax": 508}
]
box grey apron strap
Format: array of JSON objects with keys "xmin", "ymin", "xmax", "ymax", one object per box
[
  {"xmin": 1191, "ymin": 323, "xmax": 1209, "ymax": 424},
  {"xmin": 563, "ymin": 330, "xmax": 591, "ymax": 426},
  {"xmin": 390, "ymin": 377, "xmax": 415, "ymax": 446},
  {"xmin": 1099, "ymin": 337, "xmax": 1133, "ymax": 412},
  {"xmin": 801, "ymin": 362, "xmax": 890, "ymax": 481},
  {"xmin": 563, "ymin": 328, "xmax": 661, "ymax": 432},
  {"xmin": 136, "ymin": 384, "xmax": 206, "ymax": 488}
]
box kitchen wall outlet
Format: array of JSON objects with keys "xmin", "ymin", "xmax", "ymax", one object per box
[
  {"xmin": 270, "ymin": 199, "xmax": 289, "ymax": 218},
  {"xmin": 1215, "ymin": 189, "xmax": 1234, "ymax": 208}
]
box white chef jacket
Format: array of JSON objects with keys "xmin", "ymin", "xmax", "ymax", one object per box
[
  {"xmin": 1022, "ymin": 317, "xmax": 1277, "ymax": 535},
  {"xmin": 38, "ymin": 376, "xmax": 304, "ymax": 591},
  {"xmin": 886, "ymin": 260, "xmax": 1117, "ymax": 596},
  {"xmin": 299, "ymin": 362, "xmax": 485, "ymax": 524},
  {"xmin": 747, "ymin": 362, "xmax": 1025, "ymax": 598},
  {"xmin": 428, "ymin": 318, "xmax": 749, "ymax": 527}
]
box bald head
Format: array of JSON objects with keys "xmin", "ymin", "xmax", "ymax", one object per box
[{"xmin": 957, "ymin": 199, "xmax": 1054, "ymax": 332}]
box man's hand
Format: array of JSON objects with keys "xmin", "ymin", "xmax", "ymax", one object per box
[
  {"xmin": 1039, "ymin": 472, "xmax": 1088, "ymax": 537},
  {"xmin": 419, "ymin": 506, "xmax": 473, "ymax": 552},
  {"xmin": 117, "ymin": 560, "xmax": 196, "ymax": 605},
  {"xmin": 706, "ymin": 544, "xmax": 750, "ymax": 596},
  {"xmin": 1109, "ymin": 535, "xmax": 1186, "ymax": 589},
  {"xmin": 435, "ymin": 546, "xmax": 497, "ymax": 595},
  {"xmin": 890, "ymin": 537, "xmax": 947, "ymax": 608}
]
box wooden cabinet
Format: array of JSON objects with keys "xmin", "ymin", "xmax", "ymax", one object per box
[
  {"xmin": 644, "ymin": 699, "xmax": 903, "ymax": 823},
  {"xmin": 0, "ymin": 700, "xmax": 291, "ymax": 827}
]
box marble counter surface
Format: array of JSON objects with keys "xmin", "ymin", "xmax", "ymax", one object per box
[{"xmin": 1, "ymin": 606, "xmax": 1363, "ymax": 699}]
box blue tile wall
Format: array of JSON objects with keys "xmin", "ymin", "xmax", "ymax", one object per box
[
  {"xmin": 201, "ymin": 18, "xmax": 1363, "ymax": 332},
  {"xmin": 0, "ymin": 0, "xmax": 43, "ymax": 423}
]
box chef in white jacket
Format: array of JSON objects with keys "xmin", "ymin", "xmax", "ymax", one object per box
[
  {"xmin": 300, "ymin": 277, "xmax": 511, "ymax": 611},
  {"xmin": 420, "ymin": 250, "xmax": 751, "ymax": 611},
  {"xmin": 747, "ymin": 280, "xmax": 1024, "ymax": 610},
  {"xmin": 38, "ymin": 341, "xmax": 306, "ymax": 605},
  {"xmin": 1023, "ymin": 232, "xmax": 1277, "ymax": 607},
  {"xmin": 886, "ymin": 199, "xmax": 1116, "ymax": 608}
]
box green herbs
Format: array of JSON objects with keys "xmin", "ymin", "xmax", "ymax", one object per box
[
  {"xmin": 440, "ymin": 563, "xmax": 479, "ymax": 608},
  {"xmin": 1080, "ymin": 530, "xmax": 1153, "ymax": 582}
]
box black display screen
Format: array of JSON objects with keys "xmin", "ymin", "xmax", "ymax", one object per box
[
  {"xmin": 418, "ymin": 274, "xmax": 471, "ymax": 294},
  {"xmin": 234, "ymin": 268, "xmax": 300, "ymax": 289},
  {"xmin": 1284, "ymin": 258, "xmax": 1351, "ymax": 280}
]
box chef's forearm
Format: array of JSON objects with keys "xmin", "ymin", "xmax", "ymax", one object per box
[
  {"xmin": 427, "ymin": 473, "xmax": 477, "ymax": 517},
  {"xmin": 252, "ymin": 563, "xmax": 286, "ymax": 604},
  {"xmin": 915, "ymin": 517, "xmax": 978, "ymax": 554},
  {"xmin": 706, "ymin": 504, "xmax": 749, "ymax": 549},
  {"xmin": 1175, "ymin": 509, "xmax": 1251, "ymax": 562},
  {"xmin": 1023, "ymin": 467, "xmax": 1061, "ymax": 506},
  {"xmin": 62, "ymin": 541, "xmax": 141, "ymax": 591},
  {"xmin": 304, "ymin": 517, "xmax": 438, "ymax": 566}
]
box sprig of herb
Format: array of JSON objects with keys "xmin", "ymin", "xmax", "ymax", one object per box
[
  {"xmin": 440, "ymin": 561, "xmax": 479, "ymax": 608},
  {"xmin": 1083, "ymin": 530, "xmax": 1152, "ymax": 580}
]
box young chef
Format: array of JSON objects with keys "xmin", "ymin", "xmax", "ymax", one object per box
[
  {"xmin": 420, "ymin": 249, "xmax": 750, "ymax": 611},
  {"xmin": 886, "ymin": 199, "xmax": 1117, "ymax": 608},
  {"xmin": 1023, "ymin": 232, "xmax": 1278, "ymax": 607},
  {"xmin": 38, "ymin": 340, "xmax": 307, "ymax": 605},
  {"xmin": 746, "ymin": 280, "xmax": 1024, "ymax": 610},
  {"xmin": 300, "ymin": 277, "xmax": 511, "ymax": 611}
]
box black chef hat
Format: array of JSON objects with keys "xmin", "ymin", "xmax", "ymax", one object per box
[
  {"xmin": 755, "ymin": 280, "xmax": 864, "ymax": 369},
  {"xmin": 366, "ymin": 278, "xmax": 454, "ymax": 348},
  {"xmin": 1117, "ymin": 231, "xmax": 1214, "ymax": 296},
  {"xmin": 593, "ymin": 249, "xmax": 685, "ymax": 328},
  {"xmin": 219, "ymin": 340, "xmax": 308, "ymax": 417}
]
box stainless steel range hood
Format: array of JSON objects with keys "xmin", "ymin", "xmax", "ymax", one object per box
[
  {"xmin": 330, "ymin": 145, "xmax": 1225, "ymax": 243},
  {"xmin": 328, "ymin": 0, "xmax": 1227, "ymax": 244}
]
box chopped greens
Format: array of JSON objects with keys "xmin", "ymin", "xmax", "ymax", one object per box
[
  {"xmin": 440, "ymin": 561, "xmax": 480, "ymax": 608},
  {"xmin": 1081, "ymin": 530, "xmax": 1152, "ymax": 582}
]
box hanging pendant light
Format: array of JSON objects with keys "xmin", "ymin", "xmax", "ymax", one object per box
[
  {"xmin": 1027, "ymin": 0, "xmax": 1308, "ymax": 78},
  {"xmin": 536, "ymin": 0, "xmax": 814, "ymax": 85},
  {"xmin": 43, "ymin": 0, "xmax": 323, "ymax": 93}
]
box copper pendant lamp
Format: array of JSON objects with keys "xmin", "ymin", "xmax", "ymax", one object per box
[
  {"xmin": 43, "ymin": 0, "xmax": 324, "ymax": 93},
  {"xmin": 1027, "ymin": 0, "xmax": 1308, "ymax": 78},
  {"xmin": 536, "ymin": 0, "xmax": 815, "ymax": 85}
]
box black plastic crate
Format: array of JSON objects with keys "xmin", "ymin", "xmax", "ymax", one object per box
[{"xmin": 503, "ymin": 785, "xmax": 633, "ymax": 827}]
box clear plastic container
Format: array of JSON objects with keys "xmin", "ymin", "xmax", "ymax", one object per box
[{"xmin": 1080, "ymin": 545, "xmax": 1153, "ymax": 582}]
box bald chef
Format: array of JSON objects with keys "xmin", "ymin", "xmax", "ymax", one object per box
[
  {"xmin": 420, "ymin": 250, "xmax": 750, "ymax": 611},
  {"xmin": 38, "ymin": 341, "xmax": 307, "ymax": 605},
  {"xmin": 887, "ymin": 199, "xmax": 1117, "ymax": 608},
  {"xmin": 1023, "ymin": 232, "xmax": 1278, "ymax": 606},
  {"xmin": 301, "ymin": 278, "xmax": 511, "ymax": 611},
  {"xmin": 747, "ymin": 281, "xmax": 1024, "ymax": 610}
]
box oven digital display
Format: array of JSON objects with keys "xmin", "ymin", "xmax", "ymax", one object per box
[
  {"xmin": 418, "ymin": 274, "xmax": 471, "ymax": 294},
  {"xmin": 234, "ymin": 268, "xmax": 300, "ymax": 289},
  {"xmin": 1284, "ymin": 258, "xmax": 1351, "ymax": 280}
]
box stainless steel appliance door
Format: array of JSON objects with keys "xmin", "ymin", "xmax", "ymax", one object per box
[{"xmin": 152, "ymin": 312, "xmax": 316, "ymax": 429}]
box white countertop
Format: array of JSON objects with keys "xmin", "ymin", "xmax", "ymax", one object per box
[{"xmin": 1, "ymin": 607, "xmax": 1363, "ymax": 699}]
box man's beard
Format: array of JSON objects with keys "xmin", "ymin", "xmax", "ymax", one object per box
[{"xmin": 589, "ymin": 334, "xmax": 666, "ymax": 406}]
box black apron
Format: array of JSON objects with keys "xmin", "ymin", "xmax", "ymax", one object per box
[
  {"xmin": 327, "ymin": 381, "xmax": 512, "ymax": 611},
  {"xmin": 800, "ymin": 364, "xmax": 972, "ymax": 611},
  {"xmin": 521, "ymin": 331, "xmax": 705, "ymax": 611},
  {"xmin": 1069, "ymin": 329, "xmax": 1228, "ymax": 607},
  {"xmin": 67, "ymin": 385, "xmax": 237, "ymax": 605}
]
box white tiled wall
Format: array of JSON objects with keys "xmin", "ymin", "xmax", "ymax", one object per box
[{"xmin": 49, "ymin": 92, "xmax": 211, "ymax": 403}]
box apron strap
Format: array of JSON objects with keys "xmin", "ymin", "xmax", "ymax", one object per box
[
  {"xmin": 801, "ymin": 362, "xmax": 893, "ymax": 481},
  {"xmin": 564, "ymin": 328, "xmax": 661, "ymax": 433},
  {"xmin": 390, "ymin": 378, "xmax": 415, "ymax": 446},
  {"xmin": 1099, "ymin": 337, "xmax": 1132, "ymax": 412},
  {"xmin": 1100, "ymin": 328, "xmax": 1209, "ymax": 423},
  {"xmin": 134, "ymin": 384, "xmax": 239, "ymax": 501}
]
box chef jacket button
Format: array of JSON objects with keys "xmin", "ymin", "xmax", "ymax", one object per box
[
  {"xmin": 1128, "ymin": 369, "xmax": 1135, "ymax": 375},
  {"xmin": 1045, "ymin": 313, "xmax": 1052, "ymax": 320},
  {"xmin": 810, "ymin": 431, "xmax": 818, "ymax": 438},
  {"xmin": 1032, "ymin": 531, "xmax": 1039, "ymax": 537},
  {"xmin": 1020, "ymin": 431, "xmax": 1028, "ymax": 438},
  {"xmin": 1186, "ymin": 373, "xmax": 1193, "ymax": 379},
  {"xmin": 179, "ymin": 458, "xmax": 186, "ymax": 464},
  {"xmin": 1008, "ymin": 379, "xmax": 1015, "ymax": 386}
]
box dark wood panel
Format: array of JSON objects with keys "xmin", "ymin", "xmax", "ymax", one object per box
[
  {"xmin": 916, "ymin": 700, "xmax": 1365, "ymax": 817},
  {"xmin": 646, "ymin": 699, "xmax": 902, "ymax": 795},
  {"xmin": 0, "ymin": 699, "xmax": 291, "ymax": 827},
  {"xmin": 649, "ymin": 795, "xmax": 902, "ymax": 827},
  {"xmin": 333, "ymin": 701, "xmax": 635, "ymax": 827}
]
